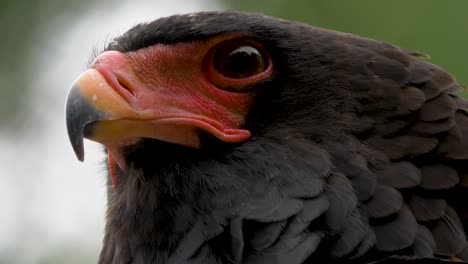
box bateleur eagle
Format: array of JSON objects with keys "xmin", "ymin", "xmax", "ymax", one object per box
[{"xmin": 65, "ymin": 11, "xmax": 468, "ymax": 264}]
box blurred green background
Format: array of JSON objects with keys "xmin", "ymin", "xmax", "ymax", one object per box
[
  {"xmin": 227, "ymin": 0, "xmax": 468, "ymax": 85},
  {"xmin": 1, "ymin": 0, "xmax": 466, "ymax": 263}
]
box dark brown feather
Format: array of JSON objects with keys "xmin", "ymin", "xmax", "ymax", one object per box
[
  {"xmin": 410, "ymin": 117, "xmax": 456, "ymax": 136},
  {"xmin": 396, "ymin": 86, "xmax": 426, "ymax": 115},
  {"xmin": 367, "ymin": 136, "xmax": 438, "ymax": 160},
  {"xmin": 412, "ymin": 225, "xmax": 437, "ymax": 258},
  {"xmin": 409, "ymin": 195, "xmax": 447, "ymax": 222},
  {"xmin": 419, "ymin": 164, "xmax": 459, "ymax": 190},
  {"xmin": 432, "ymin": 207, "xmax": 466, "ymax": 256},
  {"xmin": 372, "ymin": 205, "xmax": 418, "ymax": 251},
  {"xmin": 366, "ymin": 185, "xmax": 403, "ymax": 219},
  {"xmin": 376, "ymin": 162, "xmax": 421, "ymax": 189},
  {"xmin": 419, "ymin": 94, "xmax": 457, "ymax": 122},
  {"xmin": 438, "ymin": 112, "xmax": 468, "ymax": 159}
]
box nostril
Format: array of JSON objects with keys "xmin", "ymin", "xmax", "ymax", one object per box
[
  {"xmin": 117, "ymin": 77, "xmax": 135, "ymax": 97},
  {"xmin": 91, "ymin": 53, "xmax": 136, "ymax": 101}
]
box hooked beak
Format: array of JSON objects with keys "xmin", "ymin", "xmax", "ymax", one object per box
[{"xmin": 66, "ymin": 70, "xmax": 120, "ymax": 161}]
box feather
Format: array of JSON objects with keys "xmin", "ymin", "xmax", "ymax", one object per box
[
  {"xmin": 412, "ymin": 225, "xmax": 436, "ymax": 258},
  {"xmin": 372, "ymin": 205, "xmax": 418, "ymax": 251},
  {"xmin": 351, "ymin": 78, "xmax": 401, "ymax": 113},
  {"xmin": 352, "ymin": 116, "xmax": 375, "ymax": 134},
  {"xmin": 417, "ymin": 65, "xmax": 457, "ymax": 100},
  {"xmin": 366, "ymin": 185, "xmax": 403, "ymax": 219},
  {"xmin": 244, "ymin": 232, "xmax": 322, "ymax": 264},
  {"xmin": 182, "ymin": 246, "xmax": 219, "ymax": 264},
  {"xmin": 329, "ymin": 209, "xmax": 371, "ymax": 258},
  {"xmin": 367, "ymin": 135, "xmax": 438, "ymax": 160},
  {"xmin": 242, "ymin": 198, "xmax": 304, "ymax": 222},
  {"xmin": 366, "ymin": 56, "xmax": 410, "ymax": 85},
  {"xmin": 373, "ymin": 118, "xmax": 413, "ymax": 137},
  {"xmin": 173, "ymin": 215, "xmax": 224, "ymax": 259},
  {"xmin": 281, "ymin": 195, "xmax": 329, "ymax": 238},
  {"xmin": 406, "ymin": 60, "xmax": 433, "ymax": 84},
  {"xmin": 410, "ymin": 117, "xmax": 455, "ymax": 136},
  {"xmin": 230, "ymin": 217, "xmax": 244, "ymax": 262},
  {"xmin": 350, "ymin": 171, "xmax": 378, "ymax": 202},
  {"xmin": 437, "ymin": 112, "xmax": 468, "ymax": 159},
  {"xmin": 419, "ymin": 94, "xmax": 457, "ymax": 122},
  {"xmin": 376, "ymin": 162, "xmax": 421, "ymax": 189},
  {"xmin": 350, "ymin": 228, "xmax": 376, "ymax": 259},
  {"xmin": 419, "ymin": 164, "xmax": 459, "ymax": 191},
  {"xmin": 340, "ymin": 154, "xmax": 377, "ymax": 201},
  {"xmin": 324, "ymin": 173, "xmax": 358, "ymax": 233},
  {"xmin": 248, "ymin": 220, "xmax": 288, "ymax": 251},
  {"xmin": 396, "ymin": 86, "xmax": 426, "ymax": 115},
  {"xmin": 432, "ymin": 206, "xmax": 466, "ymax": 256},
  {"xmin": 409, "ymin": 195, "xmax": 447, "ymax": 222}
]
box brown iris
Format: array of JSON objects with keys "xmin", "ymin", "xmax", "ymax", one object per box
[{"xmin": 213, "ymin": 41, "xmax": 269, "ymax": 79}]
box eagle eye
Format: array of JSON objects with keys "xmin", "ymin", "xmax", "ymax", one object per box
[{"xmin": 213, "ymin": 41, "xmax": 269, "ymax": 79}]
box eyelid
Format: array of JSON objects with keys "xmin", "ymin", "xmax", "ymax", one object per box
[
  {"xmin": 203, "ymin": 38, "xmax": 274, "ymax": 92},
  {"xmin": 214, "ymin": 40, "xmax": 269, "ymax": 75}
]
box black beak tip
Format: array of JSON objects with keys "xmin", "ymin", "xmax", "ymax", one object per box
[
  {"xmin": 65, "ymin": 86, "xmax": 86, "ymax": 162},
  {"xmin": 67, "ymin": 121, "xmax": 85, "ymax": 162},
  {"xmin": 70, "ymin": 133, "xmax": 85, "ymax": 162},
  {"xmin": 65, "ymin": 84, "xmax": 108, "ymax": 162}
]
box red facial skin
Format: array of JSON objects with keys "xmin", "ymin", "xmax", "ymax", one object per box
[{"xmin": 80, "ymin": 35, "xmax": 273, "ymax": 188}]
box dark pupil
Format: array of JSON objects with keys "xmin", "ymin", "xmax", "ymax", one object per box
[{"xmin": 218, "ymin": 46, "xmax": 266, "ymax": 79}]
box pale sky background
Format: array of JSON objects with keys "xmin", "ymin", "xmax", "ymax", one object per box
[{"xmin": 0, "ymin": 1, "xmax": 223, "ymax": 263}]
